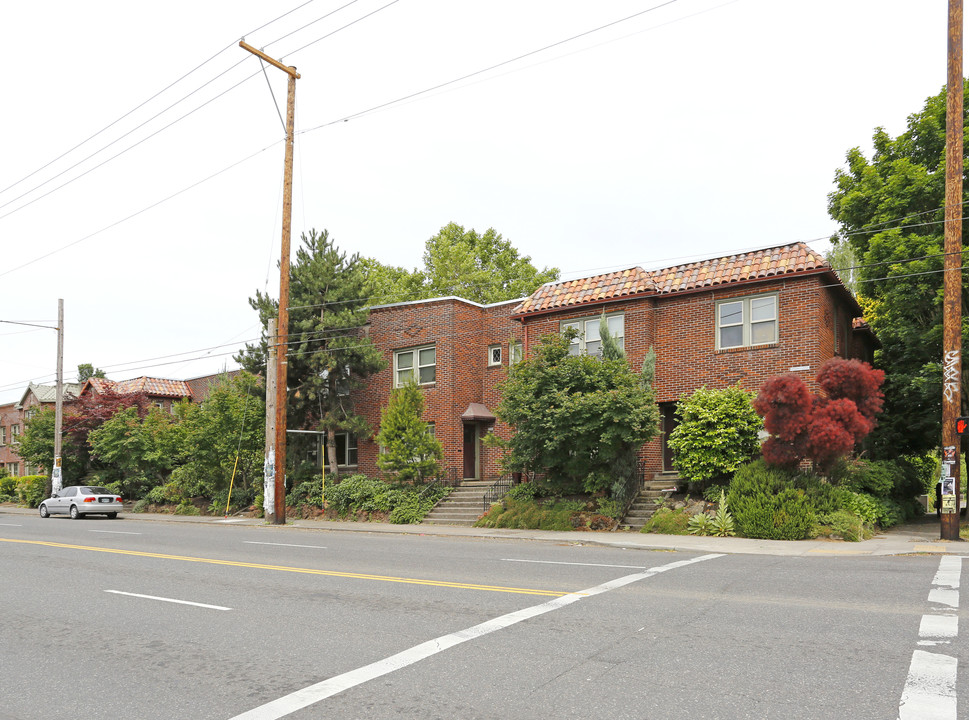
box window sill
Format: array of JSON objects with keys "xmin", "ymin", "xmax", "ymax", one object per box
[{"xmin": 715, "ymin": 342, "xmax": 779, "ymax": 354}]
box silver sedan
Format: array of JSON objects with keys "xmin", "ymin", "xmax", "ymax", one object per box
[{"xmin": 39, "ymin": 485, "xmax": 123, "ymax": 519}]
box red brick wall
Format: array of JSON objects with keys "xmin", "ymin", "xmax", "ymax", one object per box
[
  {"xmin": 355, "ymin": 298, "xmax": 521, "ymax": 481},
  {"xmin": 351, "ymin": 275, "xmax": 871, "ymax": 482},
  {"xmin": 0, "ymin": 402, "xmax": 23, "ymax": 473}
]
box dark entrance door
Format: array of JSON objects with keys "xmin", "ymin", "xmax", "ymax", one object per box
[
  {"xmin": 463, "ymin": 423, "xmax": 477, "ymax": 479},
  {"xmin": 660, "ymin": 403, "xmax": 678, "ymax": 472}
]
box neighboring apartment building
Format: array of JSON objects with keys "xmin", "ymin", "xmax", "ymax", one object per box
[
  {"xmin": 345, "ymin": 242, "xmax": 877, "ymax": 482},
  {"xmin": 0, "ymin": 371, "xmax": 240, "ymax": 476},
  {"xmin": 0, "ymin": 402, "xmax": 22, "ymax": 477}
]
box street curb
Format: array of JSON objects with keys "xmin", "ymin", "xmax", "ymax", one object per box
[{"xmin": 2, "ymin": 503, "xmax": 966, "ymax": 557}]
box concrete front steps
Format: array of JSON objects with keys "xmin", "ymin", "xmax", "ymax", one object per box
[
  {"xmin": 422, "ymin": 480, "xmax": 494, "ymax": 526},
  {"xmin": 620, "ymin": 473, "xmax": 681, "ymax": 531}
]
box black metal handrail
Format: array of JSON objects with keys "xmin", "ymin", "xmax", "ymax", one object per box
[
  {"xmin": 418, "ymin": 466, "xmax": 460, "ymax": 500},
  {"xmin": 611, "ymin": 458, "xmax": 647, "ymax": 530},
  {"xmin": 482, "ymin": 474, "xmax": 515, "ymax": 512}
]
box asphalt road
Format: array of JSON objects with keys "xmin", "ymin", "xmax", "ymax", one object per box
[{"xmin": 1, "ymin": 514, "xmax": 964, "ymax": 719}]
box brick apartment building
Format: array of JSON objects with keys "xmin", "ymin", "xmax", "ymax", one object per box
[
  {"xmin": 345, "ymin": 242, "xmax": 876, "ymax": 482},
  {"xmin": 0, "ymin": 371, "xmax": 240, "ymax": 477}
]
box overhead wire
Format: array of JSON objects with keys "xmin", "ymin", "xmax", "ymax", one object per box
[
  {"xmin": 298, "ymin": 0, "xmax": 678, "ymax": 133},
  {"xmin": 0, "ymin": 0, "xmax": 326, "ymax": 204},
  {"xmin": 0, "ymin": 140, "xmax": 284, "ymax": 279}
]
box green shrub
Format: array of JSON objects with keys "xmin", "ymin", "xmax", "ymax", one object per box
[
  {"xmin": 0, "ymin": 475, "xmax": 17, "ymax": 502},
  {"xmin": 174, "ymin": 500, "xmax": 201, "ymax": 516},
  {"xmin": 476, "ymin": 496, "xmax": 576, "ymax": 531},
  {"xmin": 818, "ymin": 510, "xmax": 864, "ymax": 542},
  {"xmin": 326, "ymin": 475, "xmax": 387, "ymax": 516},
  {"xmin": 16, "ymin": 475, "xmax": 47, "ymax": 508},
  {"xmin": 388, "ymin": 490, "xmax": 449, "ymax": 524},
  {"xmin": 288, "ymin": 479, "xmax": 323, "ymax": 508},
  {"xmin": 640, "ymin": 507, "xmax": 692, "ymax": 535},
  {"xmin": 132, "ymin": 499, "xmax": 149, "ymax": 513},
  {"xmin": 728, "ymin": 460, "xmax": 816, "ymax": 540},
  {"xmin": 596, "ymin": 497, "xmax": 623, "ymax": 519},
  {"xmin": 506, "ymin": 483, "xmax": 540, "ymax": 501}
]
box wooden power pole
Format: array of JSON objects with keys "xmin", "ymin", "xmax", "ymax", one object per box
[
  {"xmin": 941, "ymin": 0, "xmax": 963, "ymax": 540},
  {"xmin": 51, "ymin": 298, "xmax": 64, "ymax": 495},
  {"xmin": 240, "ymin": 41, "xmax": 299, "ymax": 525}
]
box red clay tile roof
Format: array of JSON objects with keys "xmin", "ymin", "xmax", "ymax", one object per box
[
  {"xmin": 651, "ymin": 243, "xmax": 828, "ymax": 295},
  {"xmin": 513, "ymin": 243, "xmax": 831, "ymax": 316},
  {"xmin": 514, "ymin": 266, "xmax": 656, "ymax": 315},
  {"xmin": 81, "ymin": 376, "xmax": 192, "ymax": 399}
]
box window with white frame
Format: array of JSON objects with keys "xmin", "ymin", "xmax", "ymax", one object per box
[
  {"xmin": 395, "ymin": 345, "xmax": 436, "ymax": 386},
  {"xmin": 561, "ymin": 314, "xmax": 624, "ymax": 356},
  {"xmin": 334, "ymin": 433, "xmax": 358, "ymax": 466},
  {"xmin": 0, "ymin": 426, "xmax": 5, "ymax": 445},
  {"xmin": 509, "ymin": 340, "xmax": 523, "ymax": 366},
  {"xmin": 488, "ymin": 345, "xmax": 502, "ymax": 366},
  {"xmin": 716, "ymin": 294, "xmax": 778, "ymax": 349},
  {"xmin": 5, "ymin": 462, "xmax": 19, "ymax": 476},
  {"xmin": 10, "ymin": 425, "xmax": 20, "ymax": 443}
]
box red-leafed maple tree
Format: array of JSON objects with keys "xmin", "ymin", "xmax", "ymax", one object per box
[{"xmin": 753, "ymin": 358, "xmax": 884, "ymax": 472}]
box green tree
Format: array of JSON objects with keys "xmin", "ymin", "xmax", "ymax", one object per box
[
  {"xmin": 495, "ymin": 330, "xmax": 659, "ymax": 493},
  {"xmin": 667, "ymin": 385, "xmax": 761, "ymax": 482},
  {"xmin": 366, "ymin": 222, "xmax": 560, "ymax": 305},
  {"xmin": 77, "ymin": 363, "xmax": 106, "ymax": 383},
  {"xmin": 176, "ymin": 372, "xmax": 265, "ymax": 499},
  {"xmin": 599, "ymin": 312, "xmax": 625, "ymax": 360},
  {"xmin": 827, "ymin": 82, "xmax": 969, "ymax": 456},
  {"xmin": 17, "ymin": 406, "xmax": 84, "ymax": 481},
  {"xmin": 88, "ymin": 406, "xmax": 184, "ymax": 498},
  {"xmin": 375, "ymin": 381, "xmax": 443, "ymax": 483},
  {"xmin": 237, "ymin": 229, "xmax": 386, "ymax": 480}
]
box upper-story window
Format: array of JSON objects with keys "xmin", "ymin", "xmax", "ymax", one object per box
[
  {"xmin": 509, "ymin": 340, "xmax": 523, "ymax": 366},
  {"xmin": 716, "ymin": 294, "xmax": 778, "ymax": 349},
  {"xmin": 488, "ymin": 345, "xmax": 502, "ymax": 366},
  {"xmin": 561, "ymin": 314, "xmax": 624, "ymax": 356},
  {"xmin": 0, "ymin": 426, "xmax": 5, "ymax": 445},
  {"xmin": 395, "ymin": 345, "xmax": 436, "ymax": 387},
  {"xmin": 10, "ymin": 424, "xmax": 20, "ymax": 443}
]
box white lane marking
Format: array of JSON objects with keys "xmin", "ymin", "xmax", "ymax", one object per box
[
  {"xmin": 898, "ymin": 651, "xmax": 957, "ymax": 719},
  {"xmin": 0, "ymin": 523, "xmax": 22, "ymax": 527},
  {"xmin": 215, "ymin": 518, "xmax": 248, "ymax": 524},
  {"xmin": 105, "ymin": 590, "xmax": 231, "ymax": 611},
  {"xmin": 919, "ymin": 615, "xmax": 959, "ymax": 640},
  {"xmin": 503, "ymin": 558, "xmax": 644, "ymax": 569},
  {"xmin": 928, "ymin": 588, "xmax": 959, "ymax": 609},
  {"xmin": 230, "ymin": 553, "xmax": 725, "ymax": 720},
  {"xmin": 898, "ymin": 556, "xmax": 961, "ymax": 719},
  {"xmin": 244, "ymin": 541, "xmax": 327, "ymax": 550},
  {"xmin": 87, "ymin": 530, "xmax": 141, "ymax": 535},
  {"xmin": 933, "ymin": 556, "xmax": 961, "ymax": 589}
]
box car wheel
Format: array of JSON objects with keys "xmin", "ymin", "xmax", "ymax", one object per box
[
  {"xmin": 69, "ymin": 505, "xmax": 81, "ymax": 520},
  {"xmin": 107, "ymin": 513, "xmax": 118, "ymax": 519},
  {"xmin": 39, "ymin": 504, "xmax": 49, "ymax": 518}
]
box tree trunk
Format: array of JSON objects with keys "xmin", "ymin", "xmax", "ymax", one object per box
[{"xmin": 326, "ymin": 427, "xmax": 340, "ymax": 483}]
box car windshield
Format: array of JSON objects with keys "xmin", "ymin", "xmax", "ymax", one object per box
[{"xmin": 81, "ymin": 487, "xmax": 113, "ymax": 495}]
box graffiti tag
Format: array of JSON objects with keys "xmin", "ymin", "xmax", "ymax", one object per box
[{"xmin": 944, "ymin": 350, "xmax": 961, "ymax": 403}]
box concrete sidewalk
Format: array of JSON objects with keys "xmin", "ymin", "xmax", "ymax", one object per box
[{"xmin": 3, "ymin": 503, "xmax": 965, "ymax": 557}]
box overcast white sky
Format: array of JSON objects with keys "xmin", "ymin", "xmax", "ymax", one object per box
[{"xmin": 0, "ymin": 0, "xmax": 954, "ymax": 404}]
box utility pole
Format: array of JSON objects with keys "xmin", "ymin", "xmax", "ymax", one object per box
[
  {"xmin": 263, "ymin": 318, "xmax": 277, "ymax": 522},
  {"xmin": 51, "ymin": 299, "xmax": 64, "ymax": 495},
  {"xmin": 941, "ymin": 0, "xmax": 963, "ymax": 540},
  {"xmin": 240, "ymin": 40, "xmax": 299, "ymax": 525}
]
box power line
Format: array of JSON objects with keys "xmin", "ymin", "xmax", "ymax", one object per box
[
  {"xmin": 298, "ymin": 0, "xmax": 679, "ymax": 133},
  {"xmin": 0, "ymin": 140, "xmax": 283, "ymax": 279}
]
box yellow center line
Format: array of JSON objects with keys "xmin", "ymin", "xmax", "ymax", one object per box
[{"xmin": 0, "ymin": 537, "xmax": 571, "ymax": 597}]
